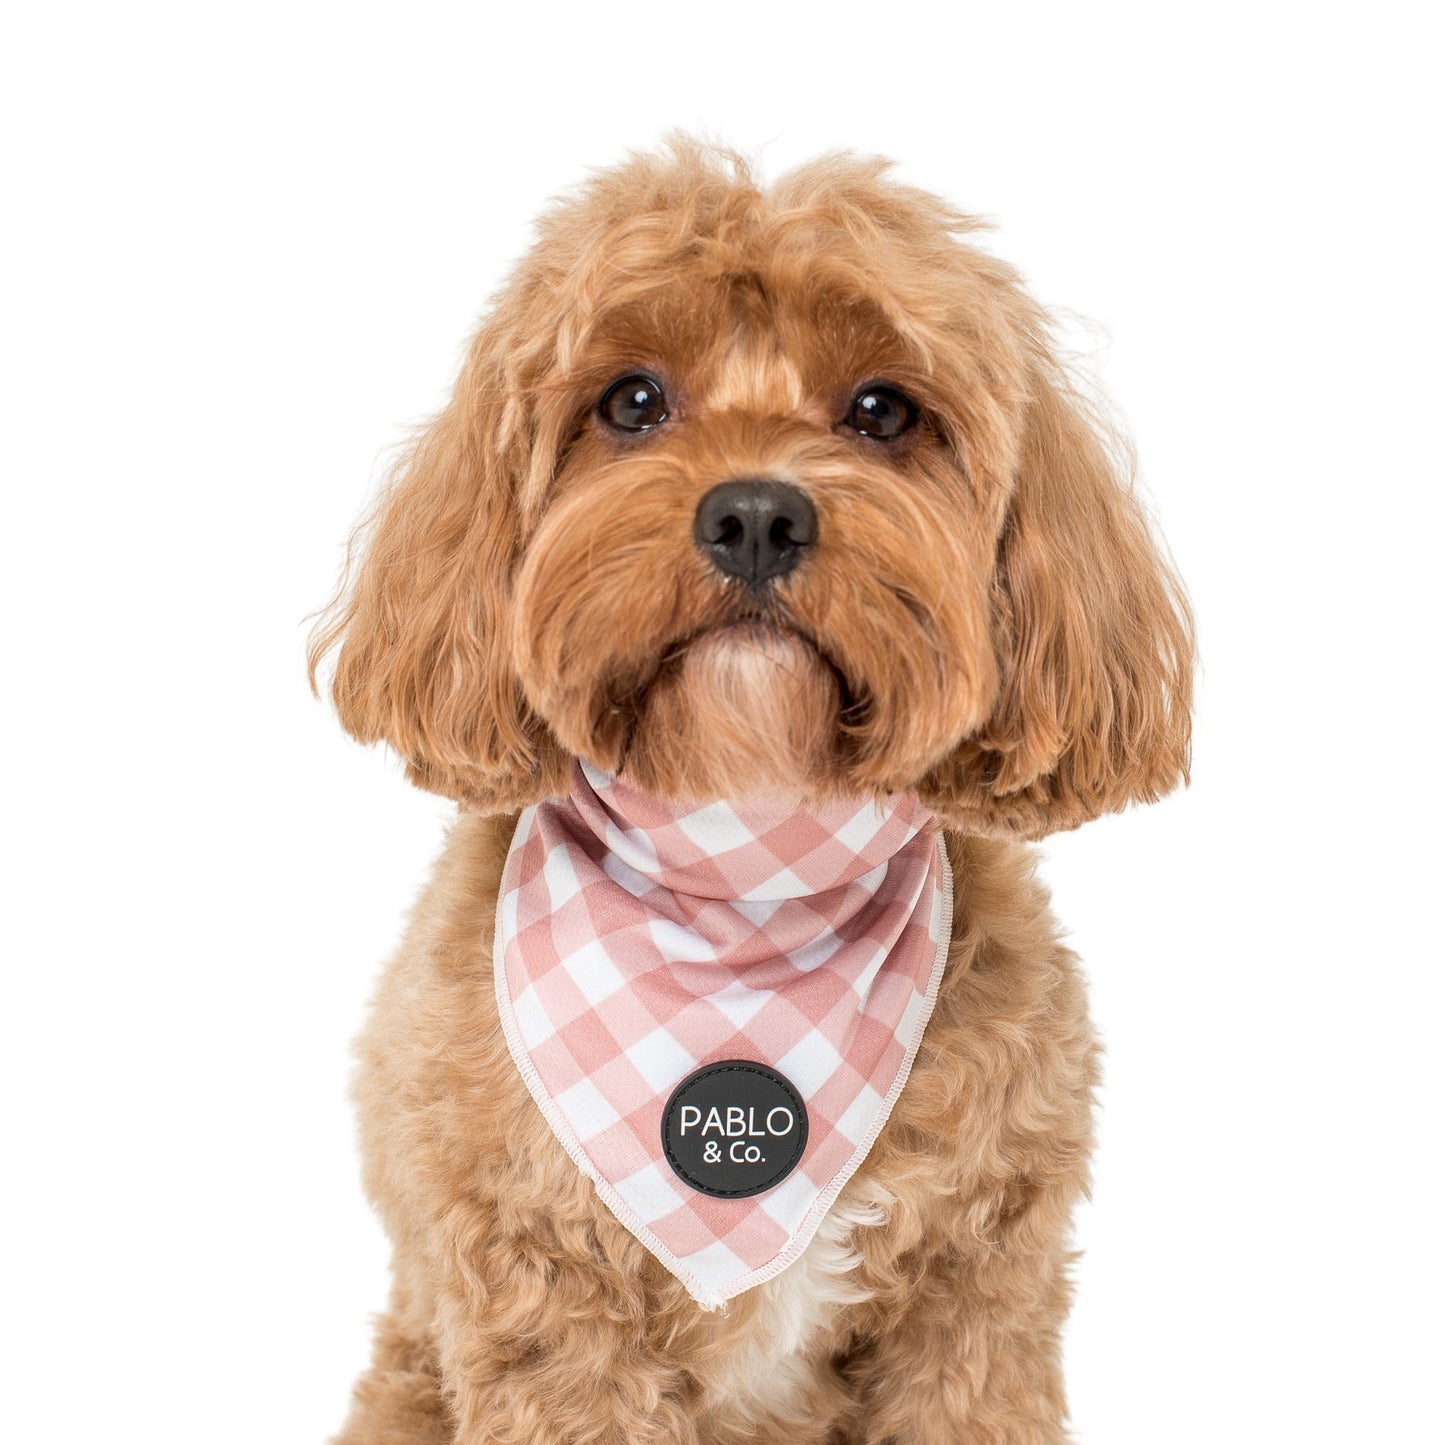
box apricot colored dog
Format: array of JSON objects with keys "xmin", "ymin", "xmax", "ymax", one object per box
[{"xmin": 312, "ymin": 140, "xmax": 1192, "ymax": 1443}]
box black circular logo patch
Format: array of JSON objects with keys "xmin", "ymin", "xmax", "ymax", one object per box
[{"xmin": 661, "ymin": 1060, "xmax": 808, "ymax": 1199}]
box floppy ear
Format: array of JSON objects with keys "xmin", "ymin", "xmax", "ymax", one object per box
[
  {"xmin": 925, "ymin": 361, "xmax": 1194, "ymax": 838},
  {"xmin": 307, "ymin": 304, "xmax": 572, "ymax": 811}
]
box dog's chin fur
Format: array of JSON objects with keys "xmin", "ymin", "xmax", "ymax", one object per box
[{"xmin": 620, "ymin": 625, "xmax": 841, "ymax": 802}]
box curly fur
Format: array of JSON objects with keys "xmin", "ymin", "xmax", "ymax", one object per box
[{"xmin": 312, "ymin": 138, "xmax": 1193, "ymax": 1442}]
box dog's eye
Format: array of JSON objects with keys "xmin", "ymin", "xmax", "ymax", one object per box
[
  {"xmin": 600, "ymin": 375, "xmax": 669, "ymax": 432},
  {"xmin": 846, "ymin": 386, "xmax": 918, "ymax": 441}
]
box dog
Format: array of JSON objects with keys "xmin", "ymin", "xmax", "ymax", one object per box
[{"xmin": 310, "ymin": 139, "xmax": 1192, "ymax": 1444}]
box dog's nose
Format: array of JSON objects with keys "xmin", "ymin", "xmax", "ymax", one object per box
[{"xmin": 693, "ymin": 480, "xmax": 817, "ymax": 586}]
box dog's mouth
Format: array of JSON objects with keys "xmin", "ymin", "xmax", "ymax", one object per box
[
  {"xmin": 664, "ymin": 612, "xmax": 826, "ymax": 673},
  {"xmin": 653, "ymin": 604, "xmax": 862, "ymax": 729},
  {"xmin": 609, "ymin": 611, "xmax": 851, "ymax": 801}
]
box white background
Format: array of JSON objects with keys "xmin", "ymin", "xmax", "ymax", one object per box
[{"xmin": 4, "ymin": 3, "xmax": 1441, "ymax": 1441}]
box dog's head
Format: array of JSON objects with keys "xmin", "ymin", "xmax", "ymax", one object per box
[{"xmin": 311, "ymin": 141, "xmax": 1192, "ymax": 838}]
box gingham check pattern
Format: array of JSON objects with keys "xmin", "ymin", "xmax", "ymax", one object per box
[{"xmin": 494, "ymin": 761, "xmax": 951, "ymax": 1309}]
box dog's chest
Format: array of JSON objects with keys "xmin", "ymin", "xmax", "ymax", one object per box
[{"xmin": 699, "ymin": 1191, "xmax": 883, "ymax": 1418}]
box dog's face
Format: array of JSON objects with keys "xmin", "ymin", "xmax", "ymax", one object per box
[
  {"xmin": 312, "ymin": 143, "xmax": 1192, "ymax": 837},
  {"xmin": 511, "ymin": 205, "xmax": 1014, "ymax": 808}
]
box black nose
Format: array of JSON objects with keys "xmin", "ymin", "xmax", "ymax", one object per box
[{"xmin": 693, "ymin": 480, "xmax": 817, "ymax": 586}]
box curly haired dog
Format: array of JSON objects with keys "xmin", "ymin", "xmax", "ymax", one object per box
[{"xmin": 311, "ymin": 140, "xmax": 1192, "ymax": 1444}]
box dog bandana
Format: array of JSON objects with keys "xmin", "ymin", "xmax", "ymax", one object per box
[{"xmin": 494, "ymin": 761, "xmax": 951, "ymax": 1309}]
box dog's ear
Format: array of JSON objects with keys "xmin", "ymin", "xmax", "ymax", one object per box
[
  {"xmin": 308, "ymin": 302, "xmax": 571, "ymax": 811},
  {"xmin": 925, "ymin": 361, "xmax": 1194, "ymax": 837}
]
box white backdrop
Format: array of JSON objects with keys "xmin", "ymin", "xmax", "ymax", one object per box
[{"xmin": 4, "ymin": 3, "xmax": 1440, "ymax": 1441}]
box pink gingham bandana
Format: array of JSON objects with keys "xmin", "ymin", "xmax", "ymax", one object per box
[{"xmin": 494, "ymin": 761, "xmax": 952, "ymax": 1309}]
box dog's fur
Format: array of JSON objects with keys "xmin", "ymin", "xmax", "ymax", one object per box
[{"xmin": 311, "ymin": 140, "xmax": 1192, "ymax": 1443}]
